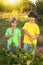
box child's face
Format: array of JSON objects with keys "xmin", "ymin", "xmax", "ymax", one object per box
[
  {"xmin": 29, "ymin": 17, "xmax": 35, "ymax": 23},
  {"xmin": 11, "ymin": 20, "xmax": 17, "ymax": 27}
]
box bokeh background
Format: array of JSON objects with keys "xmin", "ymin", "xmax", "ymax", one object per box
[{"xmin": 0, "ymin": 0, "xmax": 43, "ymax": 48}]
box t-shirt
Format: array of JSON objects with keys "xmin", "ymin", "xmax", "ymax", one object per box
[
  {"xmin": 5, "ymin": 28, "xmax": 21, "ymax": 46},
  {"xmin": 23, "ymin": 22, "xmax": 40, "ymax": 44}
]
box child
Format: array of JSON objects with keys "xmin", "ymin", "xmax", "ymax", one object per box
[
  {"xmin": 23, "ymin": 11, "xmax": 40, "ymax": 55},
  {"xmin": 5, "ymin": 18, "xmax": 21, "ymax": 52}
]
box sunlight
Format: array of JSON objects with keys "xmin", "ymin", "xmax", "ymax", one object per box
[
  {"xmin": 30, "ymin": 0, "xmax": 36, "ymax": 4},
  {"xmin": 6, "ymin": 0, "xmax": 20, "ymax": 5}
]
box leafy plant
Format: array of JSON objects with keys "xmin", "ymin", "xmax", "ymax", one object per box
[{"xmin": 0, "ymin": 48, "xmax": 43, "ymax": 65}]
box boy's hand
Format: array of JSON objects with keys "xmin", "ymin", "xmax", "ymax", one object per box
[
  {"xmin": 31, "ymin": 36, "xmax": 35, "ymax": 40},
  {"xmin": 5, "ymin": 33, "xmax": 13, "ymax": 39},
  {"xmin": 23, "ymin": 30, "xmax": 34, "ymax": 38},
  {"xmin": 10, "ymin": 33, "xmax": 13, "ymax": 37},
  {"xmin": 31, "ymin": 34, "xmax": 39, "ymax": 40},
  {"xmin": 18, "ymin": 46, "xmax": 21, "ymax": 49},
  {"xmin": 29, "ymin": 35, "xmax": 36, "ymax": 41},
  {"xmin": 30, "ymin": 34, "xmax": 39, "ymax": 41},
  {"xmin": 23, "ymin": 29, "xmax": 39, "ymax": 40},
  {"xmin": 30, "ymin": 37, "xmax": 33, "ymax": 41}
]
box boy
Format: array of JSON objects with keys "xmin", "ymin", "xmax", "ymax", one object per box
[
  {"xmin": 23, "ymin": 11, "xmax": 40, "ymax": 55},
  {"xmin": 5, "ymin": 18, "xmax": 21, "ymax": 52}
]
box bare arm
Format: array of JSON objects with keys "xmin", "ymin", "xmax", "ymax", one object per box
[
  {"xmin": 33, "ymin": 34, "xmax": 39, "ymax": 39},
  {"xmin": 18, "ymin": 36, "xmax": 21, "ymax": 48},
  {"xmin": 5, "ymin": 34, "xmax": 13, "ymax": 39},
  {"xmin": 22, "ymin": 29, "xmax": 39, "ymax": 41},
  {"xmin": 23, "ymin": 29, "xmax": 33, "ymax": 38},
  {"xmin": 29, "ymin": 34, "xmax": 39, "ymax": 41}
]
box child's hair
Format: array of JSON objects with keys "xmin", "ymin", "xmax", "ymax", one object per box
[
  {"xmin": 10, "ymin": 17, "xmax": 17, "ymax": 24},
  {"xmin": 28, "ymin": 11, "xmax": 37, "ymax": 18},
  {"xmin": 10, "ymin": 17, "xmax": 17, "ymax": 26}
]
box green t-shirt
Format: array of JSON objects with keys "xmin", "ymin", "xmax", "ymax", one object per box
[{"xmin": 5, "ymin": 27, "xmax": 21, "ymax": 46}]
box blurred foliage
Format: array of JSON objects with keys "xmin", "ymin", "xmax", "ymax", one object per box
[
  {"xmin": 36, "ymin": 0, "xmax": 43, "ymax": 26},
  {"xmin": 0, "ymin": 0, "xmax": 35, "ymax": 12},
  {"xmin": 0, "ymin": 48, "xmax": 43, "ymax": 65},
  {"xmin": 36, "ymin": 0, "xmax": 43, "ymax": 15},
  {"xmin": 0, "ymin": 48, "xmax": 34, "ymax": 65}
]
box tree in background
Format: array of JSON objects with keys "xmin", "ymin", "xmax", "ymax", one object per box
[
  {"xmin": 36, "ymin": 0, "xmax": 43, "ymax": 25},
  {"xmin": 0, "ymin": 0, "xmax": 35, "ymax": 12},
  {"xmin": 36, "ymin": 0, "xmax": 43, "ymax": 15},
  {"xmin": 17, "ymin": 0, "xmax": 35, "ymax": 12}
]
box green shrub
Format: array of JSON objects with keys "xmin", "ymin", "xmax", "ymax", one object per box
[{"xmin": 0, "ymin": 48, "xmax": 43, "ymax": 65}]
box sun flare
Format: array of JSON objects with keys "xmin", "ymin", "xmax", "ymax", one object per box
[{"xmin": 6, "ymin": 0, "xmax": 20, "ymax": 5}]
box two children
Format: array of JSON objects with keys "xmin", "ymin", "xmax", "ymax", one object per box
[{"xmin": 5, "ymin": 11, "xmax": 40, "ymax": 55}]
